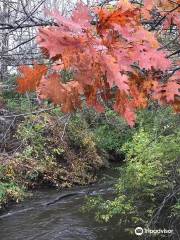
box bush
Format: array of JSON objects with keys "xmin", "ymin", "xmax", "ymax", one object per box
[
  {"xmin": 3, "ymin": 91, "xmax": 37, "ymax": 113},
  {"xmin": 83, "ymin": 107, "xmax": 180, "ymax": 233},
  {"xmin": 0, "ymin": 162, "xmax": 25, "ymax": 209},
  {"xmin": 2, "ymin": 111, "xmax": 105, "ymax": 191},
  {"xmin": 83, "ymin": 109, "xmax": 134, "ymax": 161}
]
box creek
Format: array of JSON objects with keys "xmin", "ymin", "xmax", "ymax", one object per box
[{"xmin": 0, "ymin": 169, "xmax": 133, "ymax": 240}]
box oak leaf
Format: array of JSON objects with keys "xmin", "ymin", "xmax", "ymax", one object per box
[{"xmin": 17, "ymin": 64, "xmax": 47, "ymax": 93}]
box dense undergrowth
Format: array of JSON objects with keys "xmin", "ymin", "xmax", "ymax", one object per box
[
  {"xmin": 0, "ymin": 90, "xmax": 180, "ymax": 237},
  {"xmin": 0, "ymin": 91, "xmax": 130, "ymax": 209},
  {"xmin": 0, "ymin": 111, "xmax": 104, "ymax": 209},
  {"xmin": 0, "ymin": 93, "xmax": 106, "ymax": 209},
  {"xmin": 83, "ymin": 106, "xmax": 180, "ymax": 237}
]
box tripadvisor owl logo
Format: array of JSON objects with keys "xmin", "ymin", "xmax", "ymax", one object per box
[
  {"xmin": 134, "ymin": 227, "xmax": 174, "ymax": 236},
  {"xmin": 135, "ymin": 227, "xmax": 144, "ymax": 236}
]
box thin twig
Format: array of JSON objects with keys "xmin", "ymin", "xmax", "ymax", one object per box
[
  {"xmin": 1, "ymin": 107, "xmax": 55, "ymax": 118},
  {"xmin": 61, "ymin": 114, "xmax": 71, "ymax": 141}
]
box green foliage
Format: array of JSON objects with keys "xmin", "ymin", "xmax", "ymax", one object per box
[
  {"xmin": 67, "ymin": 114, "xmax": 91, "ymax": 148},
  {"xmin": 14, "ymin": 113, "xmax": 68, "ymax": 187},
  {"xmin": 83, "ymin": 107, "xmax": 180, "ymax": 229},
  {"xmin": 94, "ymin": 110, "xmax": 133, "ymax": 153},
  {"xmin": 17, "ymin": 115, "xmax": 47, "ymax": 159},
  {"xmin": 137, "ymin": 105, "xmax": 179, "ymax": 136},
  {"xmin": 67, "ymin": 113, "xmax": 105, "ymax": 170},
  {"xmin": 95, "ymin": 125, "xmax": 126, "ymax": 154},
  {"xmin": 171, "ymin": 200, "xmax": 180, "ymax": 217},
  {"xmin": 0, "ymin": 182, "xmax": 25, "ymax": 207},
  {"xmin": 67, "ymin": 113, "xmax": 98, "ymax": 151},
  {"xmin": 3, "ymin": 91, "xmax": 37, "ymax": 113},
  {"xmin": 0, "ymin": 164, "xmax": 25, "ymax": 209},
  {"xmin": 0, "ymin": 111, "xmax": 105, "ymax": 202},
  {"xmin": 60, "ymin": 69, "xmax": 73, "ymax": 83},
  {"xmin": 82, "ymin": 194, "xmax": 136, "ymax": 224}
]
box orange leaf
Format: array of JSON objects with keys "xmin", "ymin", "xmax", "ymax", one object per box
[
  {"xmin": 38, "ymin": 73, "xmax": 82, "ymax": 112},
  {"xmin": 17, "ymin": 64, "xmax": 47, "ymax": 93}
]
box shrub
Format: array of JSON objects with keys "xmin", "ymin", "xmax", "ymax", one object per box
[
  {"xmin": 0, "ymin": 162, "xmax": 25, "ymax": 209},
  {"xmin": 95, "ymin": 110, "xmax": 133, "ymax": 153},
  {"xmin": 7, "ymin": 111, "xmax": 105, "ymax": 190},
  {"xmin": 83, "ymin": 107, "xmax": 180, "ymax": 232}
]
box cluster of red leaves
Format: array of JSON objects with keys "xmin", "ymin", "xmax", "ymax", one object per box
[
  {"xmin": 17, "ymin": 64, "xmax": 47, "ymax": 93},
  {"xmin": 16, "ymin": 0, "xmax": 180, "ymax": 126},
  {"xmin": 144, "ymin": 0, "xmax": 180, "ymax": 32}
]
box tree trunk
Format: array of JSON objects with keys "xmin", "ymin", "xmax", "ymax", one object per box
[{"xmin": 0, "ymin": 1, "xmax": 9, "ymax": 81}]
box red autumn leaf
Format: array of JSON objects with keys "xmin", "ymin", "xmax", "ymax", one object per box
[
  {"xmin": 38, "ymin": 73, "xmax": 82, "ymax": 112},
  {"xmin": 100, "ymin": 54, "xmax": 129, "ymax": 92},
  {"xmin": 72, "ymin": 2, "xmax": 91, "ymax": 28},
  {"xmin": 17, "ymin": 64, "xmax": 47, "ymax": 93},
  {"xmin": 96, "ymin": 2, "xmax": 138, "ymax": 34},
  {"xmin": 165, "ymin": 71, "xmax": 180, "ymax": 102},
  {"xmin": 16, "ymin": 1, "xmax": 180, "ymax": 126},
  {"xmin": 153, "ymin": 71, "xmax": 180, "ymax": 105},
  {"xmin": 165, "ymin": 80, "xmax": 180, "ymax": 102},
  {"xmin": 134, "ymin": 45, "xmax": 172, "ymax": 71},
  {"xmin": 37, "ymin": 28, "xmax": 86, "ymax": 59},
  {"xmin": 123, "ymin": 108, "xmax": 136, "ymax": 127},
  {"xmin": 114, "ymin": 90, "xmax": 136, "ymax": 127}
]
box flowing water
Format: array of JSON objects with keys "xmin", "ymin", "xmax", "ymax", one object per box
[{"xmin": 0, "ymin": 179, "xmax": 134, "ymax": 240}]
